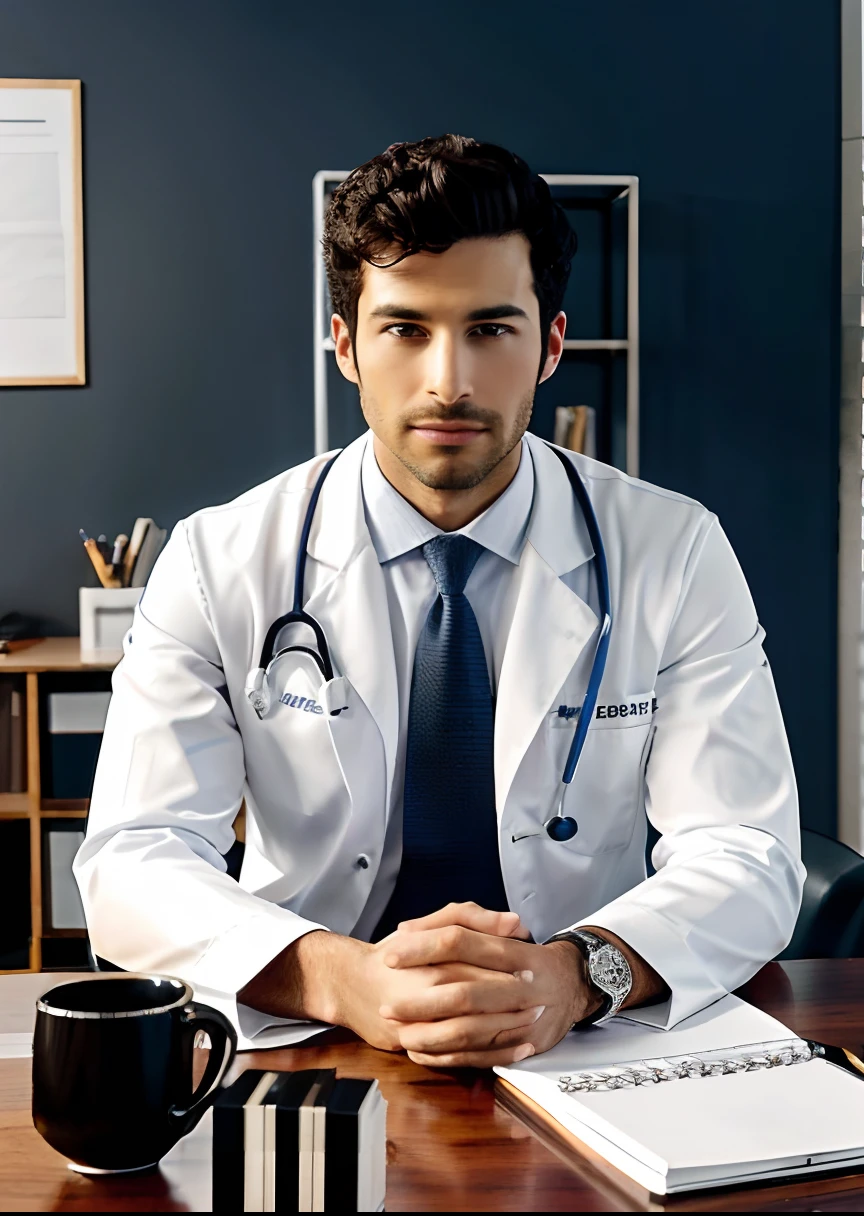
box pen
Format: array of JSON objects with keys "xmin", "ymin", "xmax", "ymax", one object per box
[{"xmin": 80, "ymin": 529, "xmax": 121, "ymax": 589}]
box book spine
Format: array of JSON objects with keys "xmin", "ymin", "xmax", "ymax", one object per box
[
  {"xmin": 9, "ymin": 689, "xmax": 23, "ymax": 794},
  {"xmin": 263, "ymin": 1102, "xmax": 277, "ymax": 1213},
  {"xmin": 323, "ymin": 1109, "xmax": 357, "ymax": 1213},
  {"xmin": 0, "ymin": 681, "xmax": 12, "ymax": 794},
  {"xmin": 212, "ymin": 1106, "xmax": 246, "ymax": 1213}
]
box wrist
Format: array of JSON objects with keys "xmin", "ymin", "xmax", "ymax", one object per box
[
  {"xmin": 238, "ymin": 929, "xmax": 364, "ymax": 1026},
  {"xmin": 291, "ymin": 929, "xmax": 367, "ymax": 1027},
  {"xmin": 546, "ymin": 939, "xmax": 604, "ymax": 1024}
]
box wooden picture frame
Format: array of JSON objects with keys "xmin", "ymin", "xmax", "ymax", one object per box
[{"xmin": 0, "ymin": 79, "xmax": 85, "ymax": 386}]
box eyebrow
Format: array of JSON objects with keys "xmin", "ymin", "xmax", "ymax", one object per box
[{"xmin": 366, "ymin": 303, "xmax": 529, "ymax": 322}]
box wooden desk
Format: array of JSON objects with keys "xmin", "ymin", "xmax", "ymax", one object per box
[{"xmin": 2, "ymin": 959, "xmax": 864, "ymax": 1212}]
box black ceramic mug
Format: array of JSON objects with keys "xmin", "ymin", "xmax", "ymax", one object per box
[{"xmin": 32, "ymin": 974, "xmax": 237, "ymax": 1174}]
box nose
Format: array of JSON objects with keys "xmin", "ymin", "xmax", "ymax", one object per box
[{"xmin": 424, "ymin": 331, "xmax": 473, "ymax": 405}]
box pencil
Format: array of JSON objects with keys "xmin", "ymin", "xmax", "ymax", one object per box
[{"xmin": 83, "ymin": 537, "xmax": 122, "ymax": 589}]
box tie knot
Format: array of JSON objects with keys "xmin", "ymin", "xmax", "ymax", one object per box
[{"xmin": 422, "ymin": 535, "xmax": 484, "ymax": 596}]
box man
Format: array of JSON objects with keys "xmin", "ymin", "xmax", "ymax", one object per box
[{"xmin": 76, "ymin": 134, "xmax": 804, "ymax": 1067}]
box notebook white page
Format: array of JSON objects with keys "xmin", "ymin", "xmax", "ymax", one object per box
[{"xmin": 495, "ymin": 995, "xmax": 864, "ymax": 1194}]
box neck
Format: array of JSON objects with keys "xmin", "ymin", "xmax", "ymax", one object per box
[{"xmin": 372, "ymin": 436, "xmax": 522, "ymax": 531}]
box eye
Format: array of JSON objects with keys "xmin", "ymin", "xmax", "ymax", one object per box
[
  {"xmin": 385, "ymin": 323, "xmax": 426, "ymax": 338},
  {"xmin": 470, "ymin": 324, "xmax": 513, "ymax": 338}
]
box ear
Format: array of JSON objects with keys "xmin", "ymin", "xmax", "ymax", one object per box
[
  {"xmin": 538, "ymin": 312, "xmax": 567, "ymax": 385},
  {"xmin": 332, "ymin": 314, "xmax": 360, "ymax": 385}
]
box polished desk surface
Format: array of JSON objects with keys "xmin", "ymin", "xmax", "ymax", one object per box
[{"xmin": 3, "ymin": 959, "xmax": 864, "ymax": 1212}]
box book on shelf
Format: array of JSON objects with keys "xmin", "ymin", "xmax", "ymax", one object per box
[
  {"xmin": 123, "ymin": 517, "xmax": 168, "ymax": 589},
  {"xmin": 0, "ymin": 680, "xmax": 25, "ymax": 794},
  {"xmin": 554, "ymin": 405, "xmax": 596, "ymax": 458}
]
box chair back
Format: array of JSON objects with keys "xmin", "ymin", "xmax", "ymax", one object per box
[{"xmin": 779, "ymin": 828, "xmax": 864, "ymax": 959}]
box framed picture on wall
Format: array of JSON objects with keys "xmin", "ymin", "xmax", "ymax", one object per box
[{"xmin": 0, "ymin": 79, "xmax": 85, "ymax": 386}]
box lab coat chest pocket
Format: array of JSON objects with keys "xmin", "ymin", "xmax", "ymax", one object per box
[
  {"xmin": 248, "ymin": 657, "xmax": 347, "ymax": 833},
  {"xmin": 546, "ymin": 711, "xmax": 654, "ymax": 855}
]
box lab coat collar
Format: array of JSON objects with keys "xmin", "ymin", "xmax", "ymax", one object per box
[
  {"xmin": 494, "ymin": 434, "xmax": 600, "ymax": 815},
  {"xmin": 304, "ymin": 432, "xmax": 370, "ymax": 571},
  {"xmin": 306, "ymin": 429, "xmax": 596, "ymax": 580},
  {"xmin": 301, "ymin": 428, "xmax": 600, "ymax": 826},
  {"xmin": 302, "ymin": 433, "xmax": 399, "ymax": 825},
  {"xmin": 521, "ymin": 431, "xmax": 595, "ymax": 577}
]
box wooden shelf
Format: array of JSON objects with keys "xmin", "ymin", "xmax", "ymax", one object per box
[
  {"xmin": 0, "ymin": 636, "xmax": 119, "ymax": 674},
  {"xmin": 0, "ymin": 642, "xmax": 122, "ymax": 974},
  {"xmin": 0, "ymin": 793, "xmax": 29, "ymax": 816}
]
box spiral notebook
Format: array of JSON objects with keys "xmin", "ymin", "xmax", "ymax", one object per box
[{"xmin": 494, "ymin": 995, "xmax": 864, "ymax": 1195}]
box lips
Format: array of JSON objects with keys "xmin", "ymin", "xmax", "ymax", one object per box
[{"xmin": 410, "ymin": 424, "xmax": 488, "ymax": 446}]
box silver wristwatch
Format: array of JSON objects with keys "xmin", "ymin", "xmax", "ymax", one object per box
[{"xmin": 547, "ymin": 929, "xmax": 633, "ymax": 1027}]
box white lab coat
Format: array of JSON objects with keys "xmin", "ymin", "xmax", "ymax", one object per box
[{"xmin": 75, "ymin": 431, "xmax": 804, "ymax": 1048}]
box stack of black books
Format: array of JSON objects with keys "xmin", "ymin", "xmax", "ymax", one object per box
[{"xmin": 212, "ymin": 1068, "xmax": 387, "ymax": 1212}]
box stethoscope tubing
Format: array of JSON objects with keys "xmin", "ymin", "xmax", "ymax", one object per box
[
  {"xmin": 249, "ymin": 443, "xmax": 613, "ymax": 833},
  {"xmin": 549, "ymin": 448, "xmax": 613, "ymax": 787},
  {"xmin": 256, "ymin": 452, "xmax": 340, "ymax": 682}
]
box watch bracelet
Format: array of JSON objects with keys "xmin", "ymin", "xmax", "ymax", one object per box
[{"xmin": 546, "ymin": 930, "xmax": 616, "ymax": 1028}]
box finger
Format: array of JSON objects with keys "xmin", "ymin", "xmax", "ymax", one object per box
[
  {"xmin": 396, "ymin": 1007, "xmax": 545, "ymax": 1055},
  {"xmin": 397, "ymin": 903, "xmax": 532, "ymax": 941},
  {"xmin": 381, "ymin": 974, "xmax": 536, "ymax": 1022},
  {"xmin": 383, "ymin": 924, "xmax": 533, "ymax": 973},
  {"xmin": 406, "ymin": 1043, "xmax": 536, "ymax": 1069}
]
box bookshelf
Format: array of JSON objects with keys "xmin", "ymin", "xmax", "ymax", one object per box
[
  {"xmin": 312, "ymin": 170, "xmax": 639, "ymax": 475},
  {"xmin": 0, "ymin": 637, "xmax": 120, "ymax": 973}
]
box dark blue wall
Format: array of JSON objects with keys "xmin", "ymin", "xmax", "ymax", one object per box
[{"xmin": 0, "ymin": 0, "xmax": 840, "ymax": 832}]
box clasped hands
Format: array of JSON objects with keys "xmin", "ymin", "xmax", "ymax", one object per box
[{"xmin": 337, "ymin": 902, "xmax": 601, "ymax": 1068}]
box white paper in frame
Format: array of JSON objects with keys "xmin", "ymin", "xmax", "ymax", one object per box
[{"xmin": 0, "ymin": 79, "xmax": 85, "ymax": 386}]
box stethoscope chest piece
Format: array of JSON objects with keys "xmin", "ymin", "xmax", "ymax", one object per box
[{"xmin": 544, "ymin": 816, "xmax": 579, "ymax": 842}]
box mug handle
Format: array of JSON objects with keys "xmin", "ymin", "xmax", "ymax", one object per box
[{"xmin": 170, "ymin": 1001, "xmax": 238, "ymax": 1133}]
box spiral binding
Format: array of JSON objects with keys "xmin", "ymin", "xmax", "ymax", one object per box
[{"xmin": 557, "ymin": 1038, "xmax": 825, "ymax": 1094}]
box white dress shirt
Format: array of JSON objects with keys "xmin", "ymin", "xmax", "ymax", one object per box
[{"xmin": 352, "ymin": 434, "xmax": 535, "ymax": 938}]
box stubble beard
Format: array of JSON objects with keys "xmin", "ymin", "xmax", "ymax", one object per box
[{"xmin": 364, "ymin": 393, "xmax": 535, "ymax": 491}]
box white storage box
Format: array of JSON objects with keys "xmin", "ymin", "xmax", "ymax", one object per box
[{"xmin": 79, "ymin": 587, "xmax": 143, "ymax": 661}]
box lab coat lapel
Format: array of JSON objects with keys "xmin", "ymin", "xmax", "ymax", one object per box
[
  {"xmin": 494, "ymin": 435, "xmax": 599, "ymax": 816},
  {"xmin": 302, "ymin": 435, "xmax": 398, "ymax": 819}
]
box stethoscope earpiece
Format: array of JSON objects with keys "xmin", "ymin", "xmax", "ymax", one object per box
[
  {"xmin": 245, "ymin": 667, "xmax": 271, "ymax": 719},
  {"xmin": 544, "ymin": 815, "xmax": 579, "ymax": 842}
]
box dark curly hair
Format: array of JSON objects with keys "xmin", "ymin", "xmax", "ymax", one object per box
[{"xmin": 322, "ymin": 134, "xmax": 578, "ymax": 347}]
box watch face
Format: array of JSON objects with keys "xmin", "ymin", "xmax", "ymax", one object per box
[{"xmin": 589, "ymin": 944, "xmax": 631, "ymax": 996}]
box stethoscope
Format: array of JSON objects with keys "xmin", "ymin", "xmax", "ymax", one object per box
[{"xmin": 245, "ymin": 442, "xmax": 612, "ymax": 844}]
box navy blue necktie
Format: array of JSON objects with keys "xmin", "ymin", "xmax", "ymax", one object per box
[{"xmin": 374, "ymin": 535, "xmax": 509, "ymax": 940}]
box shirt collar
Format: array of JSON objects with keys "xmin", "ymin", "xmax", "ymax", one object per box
[{"xmin": 361, "ymin": 433, "xmax": 535, "ymax": 565}]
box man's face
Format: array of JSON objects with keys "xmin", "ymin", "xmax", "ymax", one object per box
[{"xmin": 333, "ymin": 233, "xmax": 563, "ymax": 491}]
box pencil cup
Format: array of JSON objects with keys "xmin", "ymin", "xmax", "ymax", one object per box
[{"xmin": 79, "ymin": 587, "xmax": 143, "ymax": 661}]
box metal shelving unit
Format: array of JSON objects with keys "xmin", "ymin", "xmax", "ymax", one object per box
[{"xmin": 313, "ymin": 171, "xmax": 639, "ymax": 476}]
